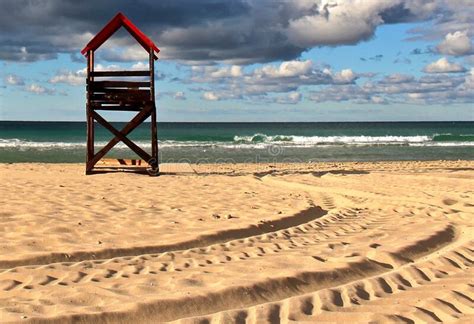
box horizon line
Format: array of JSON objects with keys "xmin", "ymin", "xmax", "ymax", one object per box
[{"xmin": 1, "ymin": 120, "xmax": 473, "ymax": 123}]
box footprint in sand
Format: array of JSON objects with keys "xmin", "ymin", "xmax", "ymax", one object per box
[{"xmin": 442, "ymin": 198, "xmax": 458, "ymax": 206}]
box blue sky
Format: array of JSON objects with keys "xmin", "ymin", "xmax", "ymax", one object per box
[{"xmin": 0, "ymin": 0, "xmax": 473, "ymax": 122}]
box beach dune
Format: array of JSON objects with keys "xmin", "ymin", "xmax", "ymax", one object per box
[{"xmin": 0, "ymin": 161, "xmax": 473, "ymax": 323}]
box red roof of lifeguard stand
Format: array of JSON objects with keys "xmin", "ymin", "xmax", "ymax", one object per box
[{"xmin": 81, "ymin": 12, "xmax": 160, "ymax": 59}]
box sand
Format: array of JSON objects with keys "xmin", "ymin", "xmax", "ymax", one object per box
[{"xmin": 0, "ymin": 161, "xmax": 472, "ymax": 323}]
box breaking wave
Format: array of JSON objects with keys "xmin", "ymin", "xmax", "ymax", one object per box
[{"xmin": 232, "ymin": 134, "xmax": 435, "ymax": 146}]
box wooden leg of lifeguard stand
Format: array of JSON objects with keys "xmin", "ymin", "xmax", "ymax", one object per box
[
  {"xmin": 149, "ymin": 105, "xmax": 159, "ymax": 175},
  {"xmin": 85, "ymin": 50, "xmax": 95, "ymax": 175},
  {"xmin": 86, "ymin": 105, "xmax": 94, "ymax": 175}
]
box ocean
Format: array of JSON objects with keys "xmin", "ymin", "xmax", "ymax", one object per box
[{"xmin": 0, "ymin": 121, "xmax": 473, "ymax": 163}]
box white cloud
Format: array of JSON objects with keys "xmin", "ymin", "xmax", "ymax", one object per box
[
  {"xmin": 423, "ymin": 57, "xmax": 466, "ymax": 73},
  {"xmin": 49, "ymin": 68, "xmax": 86, "ymax": 86},
  {"xmin": 49, "ymin": 63, "xmax": 146, "ymax": 86},
  {"xmin": 94, "ymin": 64, "xmax": 121, "ymax": 71},
  {"xmin": 173, "ymin": 91, "xmax": 186, "ymax": 100},
  {"xmin": 332, "ymin": 69, "xmax": 357, "ymax": 84},
  {"xmin": 25, "ymin": 84, "xmax": 55, "ymax": 95},
  {"xmin": 99, "ymin": 46, "xmax": 149, "ymax": 62},
  {"xmin": 254, "ymin": 60, "xmax": 312, "ymax": 78},
  {"xmin": 436, "ymin": 30, "xmax": 473, "ymax": 56},
  {"xmin": 186, "ymin": 57, "xmax": 470, "ymax": 106},
  {"xmin": 286, "ymin": 1, "xmax": 395, "ymax": 47},
  {"xmin": 322, "ymin": 68, "xmax": 358, "ymax": 84},
  {"xmin": 191, "ymin": 65, "xmax": 243, "ymax": 79},
  {"xmin": 131, "ymin": 62, "xmax": 149, "ymax": 70},
  {"xmin": 274, "ymin": 91, "xmax": 302, "ymax": 104},
  {"xmin": 380, "ymin": 73, "xmax": 415, "ymax": 84},
  {"xmin": 309, "ymin": 70, "xmax": 472, "ymax": 105},
  {"xmin": 210, "ymin": 66, "xmax": 243, "ymax": 78},
  {"xmin": 462, "ymin": 68, "xmax": 474, "ymax": 90},
  {"xmin": 309, "ymin": 85, "xmax": 364, "ymax": 103},
  {"xmin": 407, "ymin": 92, "xmax": 424, "ymax": 100},
  {"xmin": 190, "ymin": 59, "xmax": 361, "ymax": 103},
  {"xmin": 370, "ymin": 96, "xmax": 387, "ymax": 104},
  {"xmin": 202, "ymin": 91, "xmax": 220, "ymax": 101},
  {"xmin": 4, "ymin": 74, "xmax": 24, "ymax": 86}
]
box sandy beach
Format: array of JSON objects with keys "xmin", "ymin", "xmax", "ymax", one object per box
[{"xmin": 0, "ymin": 160, "xmax": 473, "ymax": 323}]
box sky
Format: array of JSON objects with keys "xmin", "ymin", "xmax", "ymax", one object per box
[{"xmin": 0, "ymin": 0, "xmax": 473, "ymax": 122}]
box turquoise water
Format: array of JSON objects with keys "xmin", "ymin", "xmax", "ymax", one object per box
[{"xmin": 0, "ymin": 121, "xmax": 473, "ymax": 163}]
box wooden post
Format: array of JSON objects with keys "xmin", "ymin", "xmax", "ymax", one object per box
[
  {"xmin": 86, "ymin": 50, "xmax": 95, "ymax": 174},
  {"xmin": 149, "ymin": 47, "xmax": 158, "ymax": 172}
]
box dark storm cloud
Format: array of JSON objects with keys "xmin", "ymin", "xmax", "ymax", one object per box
[
  {"xmin": 379, "ymin": 3, "xmax": 413, "ymax": 23},
  {"xmin": 0, "ymin": 0, "xmax": 251, "ymax": 62},
  {"xmin": 0, "ymin": 0, "xmax": 471, "ymax": 64},
  {"xmin": 0, "ymin": 0, "xmax": 247, "ymax": 32}
]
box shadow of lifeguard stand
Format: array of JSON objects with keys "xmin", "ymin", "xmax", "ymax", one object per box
[{"xmin": 81, "ymin": 13, "xmax": 159, "ymax": 175}]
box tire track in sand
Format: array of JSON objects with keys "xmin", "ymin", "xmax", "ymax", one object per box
[{"xmin": 0, "ymin": 170, "xmax": 472, "ymax": 323}]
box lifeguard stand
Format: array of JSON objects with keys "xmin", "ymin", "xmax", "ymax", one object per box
[{"xmin": 81, "ymin": 13, "xmax": 159, "ymax": 175}]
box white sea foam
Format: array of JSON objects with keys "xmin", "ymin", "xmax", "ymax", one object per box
[
  {"xmin": 1, "ymin": 134, "xmax": 473, "ymax": 150},
  {"xmin": 233, "ymin": 134, "xmax": 434, "ymax": 145}
]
